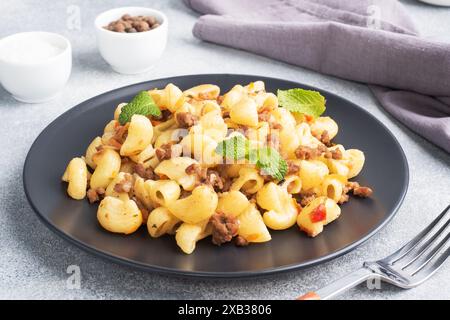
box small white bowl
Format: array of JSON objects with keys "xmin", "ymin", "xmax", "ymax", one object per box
[
  {"xmin": 0, "ymin": 32, "xmax": 72, "ymax": 103},
  {"xmin": 95, "ymin": 7, "xmax": 168, "ymax": 75}
]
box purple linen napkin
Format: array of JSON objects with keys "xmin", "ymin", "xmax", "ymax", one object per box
[{"xmin": 184, "ymin": 0, "xmax": 450, "ymax": 153}]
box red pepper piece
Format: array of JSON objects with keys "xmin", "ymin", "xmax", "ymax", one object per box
[{"xmin": 310, "ymin": 203, "xmax": 326, "ymax": 223}]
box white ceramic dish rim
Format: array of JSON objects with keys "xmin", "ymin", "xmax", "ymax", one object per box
[
  {"xmin": 94, "ymin": 7, "xmax": 168, "ymax": 36},
  {"xmin": 0, "ymin": 31, "xmax": 71, "ymax": 67}
]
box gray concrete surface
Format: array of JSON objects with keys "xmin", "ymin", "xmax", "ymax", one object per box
[{"xmin": 0, "ymin": 0, "xmax": 449, "ymax": 300}]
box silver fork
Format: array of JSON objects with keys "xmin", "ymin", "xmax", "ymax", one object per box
[{"xmin": 298, "ymin": 204, "xmax": 450, "ymax": 300}]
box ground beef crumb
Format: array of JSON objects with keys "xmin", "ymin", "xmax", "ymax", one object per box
[
  {"xmin": 295, "ymin": 145, "xmax": 325, "ymax": 160},
  {"xmin": 185, "ymin": 163, "xmax": 207, "ymax": 179},
  {"xmin": 106, "ymin": 138, "xmax": 122, "ymax": 150},
  {"xmin": 221, "ymin": 178, "xmax": 232, "ymax": 192},
  {"xmin": 113, "ymin": 124, "xmax": 128, "ymax": 144},
  {"xmin": 133, "ymin": 163, "xmax": 156, "ymax": 180},
  {"xmin": 287, "ymin": 161, "xmax": 300, "ymax": 174},
  {"xmin": 258, "ymin": 111, "xmax": 271, "ymax": 122},
  {"xmin": 179, "ymin": 190, "xmax": 192, "ymax": 199},
  {"xmin": 87, "ymin": 189, "xmax": 99, "ymax": 203},
  {"xmin": 113, "ymin": 174, "xmax": 133, "ymax": 193},
  {"xmin": 353, "ymin": 186, "xmax": 373, "ymax": 197},
  {"xmin": 133, "ymin": 197, "xmax": 149, "ymax": 224},
  {"xmin": 206, "ymin": 170, "xmax": 224, "ymax": 190},
  {"xmin": 176, "ymin": 112, "xmax": 199, "ymax": 128},
  {"xmin": 210, "ymin": 212, "xmax": 239, "ymax": 246},
  {"xmin": 185, "ymin": 164, "xmax": 225, "ymax": 191},
  {"xmin": 155, "ymin": 142, "xmax": 174, "ymax": 161},
  {"xmin": 298, "ymin": 191, "xmax": 316, "ymax": 207},
  {"xmin": 270, "ymin": 122, "xmax": 283, "ymax": 130},
  {"xmin": 324, "ymin": 148, "xmax": 343, "ymax": 160},
  {"xmin": 86, "ymin": 187, "xmax": 105, "ymax": 204},
  {"xmin": 152, "ymin": 109, "xmax": 172, "ymax": 122},
  {"xmin": 235, "ymin": 235, "xmax": 249, "ymax": 247},
  {"xmin": 341, "ymin": 181, "xmax": 373, "ymax": 201},
  {"xmin": 320, "ymin": 130, "xmax": 333, "ymax": 147},
  {"xmin": 338, "ymin": 193, "xmax": 349, "ymax": 204}
]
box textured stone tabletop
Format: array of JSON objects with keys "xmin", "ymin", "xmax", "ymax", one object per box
[{"xmin": 0, "ymin": 0, "xmax": 449, "ymax": 300}]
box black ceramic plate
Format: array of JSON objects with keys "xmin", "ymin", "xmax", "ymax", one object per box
[{"xmin": 23, "ymin": 74, "xmax": 408, "ymax": 278}]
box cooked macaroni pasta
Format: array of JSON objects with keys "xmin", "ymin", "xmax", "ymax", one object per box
[{"xmin": 62, "ymin": 81, "xmax": 372, "ymax": 254}]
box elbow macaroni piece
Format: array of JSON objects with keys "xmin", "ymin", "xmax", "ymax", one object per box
[
  {"xmin": 175, "ymin": 221, "xmax": 210, "ymax": 254},
  {"xmin": 147, "ymin": 207, "xmax": 180, "ymax": 237},
  {"xmin": 129, "ymin": 143, "xmax": 156, "ymax": 164},
  {"xmin": 90, "ymin": 148, "xmax": 121, "ymax": 190},
  {"xmin": 85, "ymin": 136, "xmax": 103, "ymax": 169},
  {"xmin": 120, "ymin": 115, "xmax": 153, "ymax": 156},
  {"xmin": 62, "ymin": 157, "xmax": 88, "ymax": 200},
  {"xmin": 221, "ymin": 85, "xmax": 245, "ymax": 110},
  {"xmin": 256, "ymin": 182, "xmax": 298, "ymax": 230},
  {"xmin": 279, "ymin": 126, "xmax": 300, "ymax": 158},
  {"xmin": 281, "ymin": 175, "xmax": 302, "ymax": 194},
  {"xmin": 310, "ymin": 116, "xmax": 339, "ymax": 140},
  {"xmin": 184, "ymin": 84, "xmax": 220, "ymax": 101},
  {"xmin": 192, "ymin": 110, "xmax": 228, "ymax": 142},
  {"xmin": 238, "ymin": 204, "xmax": 271, "ymax": 243},
  {"xmin": 297, "ymin": 197, "xmax": 341, "ymax": 237},
  {"xmin": 133, "ymin": 177, "xmax": 155, "ymax": 209},
  {"xmin": 320, "ymin": 174, "xmax": 347, "ymax": 203},
  {"xmin": 299, "ymin": 160, "xmax": 330, "ymax": 192},
  {"xmin": 101, "ymin": 120, "xmax": 118, "ymax": 145},
  {"xmin": 230, "ymin": 167, "xmax": 265, "ymax": 194},
  {"xmin": 104, "ymin": 172, "xmax": 133, "ymax": 201},
  {"xmin": 217, "ymin": 191, "xmax": 250, "ymax": 218},
  {"xmin": 97, "ymin": 196, "xmax": 142, "ymax": 234},
  {"xmin": 145, "ymin": 179, "xmax": 181, "ymax": 207},
  {"xmin": 230, "ymin": 97, "xmax": 258, "ymax": 127},
  {"xmin": 114, "ymin": 103, "xmax": 126, "ymax": 121},
  {"xmin": 346, "ymin": 149, "xmax": 365, "ymax": 178},
  {"xmin": 149, "ymin": 83, "xmax": 183, "ymax": 112},
  {"xmin": 153, "ymin": 118, "xmax": 177, "ymax": 142},
  {"xmin": 180, "ymin": 133, "xmax": 220, "ymax": 166},
  {"xmin": 167, "ymin": 186, "xmax": 218, "ymax": 224},
  {"xmin": 154, "ymin": 157, "xmax": 198, "ymax": 191}
]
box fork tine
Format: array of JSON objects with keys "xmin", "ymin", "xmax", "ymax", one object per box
[
  {"xmin": 410, "ymin": 232, "xmax": 450, "ymax": 275},
  {"xmin": 408, "ymin": 246, "xmax": 450, "ymax": 285},
  {"xmin": 383, "ymin": 204, "xmax": 450, "ymax": 264},
  {"xmin": 398, "ymin": 218, "xmax": 450, "ymax": 269}
]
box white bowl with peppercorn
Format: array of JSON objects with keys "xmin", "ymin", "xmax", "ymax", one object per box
[{"xmin": 95, "ymin": 7, "xmax": 168, "ymax": 74}]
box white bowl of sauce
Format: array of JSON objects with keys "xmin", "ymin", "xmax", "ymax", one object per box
[{"xmin": 0, "ymin": 32, "xmax": 72, "ymax": 103}]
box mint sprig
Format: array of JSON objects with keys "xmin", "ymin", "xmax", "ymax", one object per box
[
  {"xmin": 118, "ymin": 91, "xmax": 161, "ymax": 125},
  {"xmin": 216, "ymin": 136, "xmax": 287, "ymax": 180},
  {"xmin": 277, "ymin": 88, "xmax": 326, "ymax": 119},
  {"xmin": 250, "ymin": 147, "xmax": 288, "ymax": 181}
]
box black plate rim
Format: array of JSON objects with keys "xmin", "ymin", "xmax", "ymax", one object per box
[{"xmin": 23, "ymin": 73, "xmax": 409, "ymax": 278}]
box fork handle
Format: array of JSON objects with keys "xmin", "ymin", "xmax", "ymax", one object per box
[{"xmin": 297, "ymin": 267, "xmax": 374, "ymax": 300}]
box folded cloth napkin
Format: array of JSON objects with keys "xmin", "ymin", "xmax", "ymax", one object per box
[{"xmin": 184, "ymin": 0, "xmax": 450, "ymax": 153}]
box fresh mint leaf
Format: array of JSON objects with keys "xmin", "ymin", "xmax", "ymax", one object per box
[
  {"xmin": 253, "ymin": 147, "xmax": 288, "ymax": 181},
  {"xmin": 277, "ymin": 88, "xmax": 326, "ymax": 119},
  {"xmin": 216, "ymin": 137, "xmax": 288, "ymax": 180},
  {"xmin": 215, "ymin": 135, "xmax": 249, "ymax": 160},
  {"xmin": 119, "ymin": 91, "xmax": 161, "ymax": 125}
]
